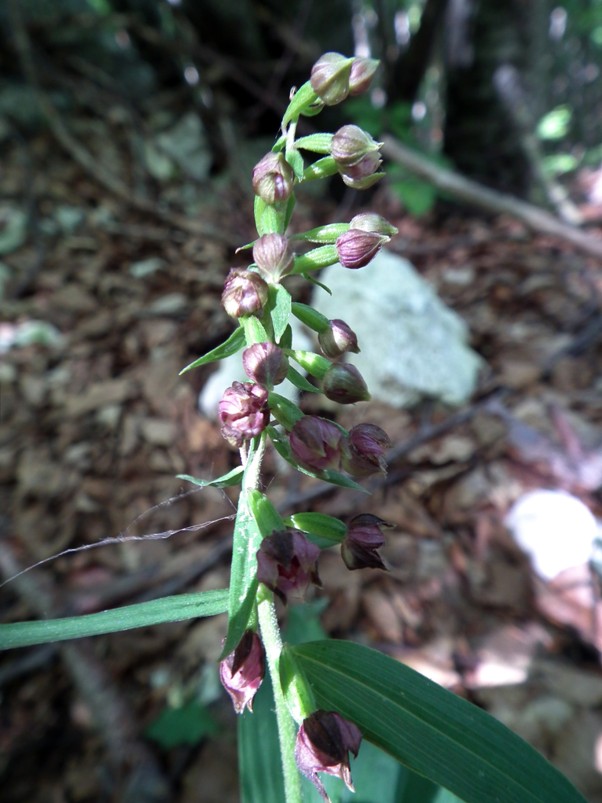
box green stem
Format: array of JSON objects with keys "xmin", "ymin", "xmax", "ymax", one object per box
[{"xmin": 258, "ymin": 595, "xmax": 302, "ymax": 803}]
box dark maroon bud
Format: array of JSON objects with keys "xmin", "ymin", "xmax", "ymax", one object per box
[
  {"xmin": 252, "ymin": 152, "xmax": 294, "ymax": 205},
  {"xmin": 256, "ymin": 528, "xmax": 321, "ymax": 604},
  {"xmin": 219, "ymin": 630, "xmax": 265, "ymax": 714},
  {"xmin": 310, "ymin": 52, "xmax": 354, "ymax": 106},
  {"xmin": 349, "ymin": 212, "xmax": 398, "ymax": 237},
  {"xmin": 339, "ymin": 150, "xmax": 382, "ymax": 178},
  {"xmin": 318, "ymin": 319, "xmax": 360, "ymax": 359},
  {"xmin": 222, "ymin": 268, "xmax": 269, "ymax": 318},
  {"xmin": 242, "ymin": 342, "xmax": 289, "ymax": 388},
  {"xmin": 218, "ymin": 381, "xmax": 269, "ymax": 447},
  {"xmin": 331, "ymin": 125, "xmax": 381, "ymax": 168},
  {"xmin": 253, "ymin": 233, "xmax": 294, "ymax": 283},
  {"xmin": 341, "ymin": 514, "xmax": 391, "ymax": 570},
  {"xmin": 289, "ymin": 415, "xmax": 345, "ymax": 472},
  {"xmin": 349, "ymin": 57, "xmax": 379, "ymax": 96},
  {"xmin": 295, "ymin": 710, "xmax": 362, "ymax": 801},
  {"xmin": 336, "ymin": 228, "xmax": 389, "ymax": 269},
  {"xmin": 342, "ymin": 423, "xmax": 391, "ymax": 477},
  {"xmin": 321, "ymin": 363, "xmax": 370, "ymax": 404}
]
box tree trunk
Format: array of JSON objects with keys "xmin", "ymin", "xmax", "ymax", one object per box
[{"xmin": 443, "ymin": 0, "xmax": 547, "ymax": 198}]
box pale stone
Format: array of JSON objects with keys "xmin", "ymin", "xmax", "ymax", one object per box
[{"xmin": 311, "ymin": 250, "xmax": 483, "ymax": 407}]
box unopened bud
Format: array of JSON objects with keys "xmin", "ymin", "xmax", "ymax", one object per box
[
  {"xmin": 331, "ymin": 125, "xmax": 381, "ymax": 168},
  {"xmin": 218, "ymin": 381, "xmax": 269, "ymax": 447},
  {"xmin": 253, "ymin": 233, "xmax": 294, "ymax": 283},
  {"xmin": 243, "ymin": 342, "xmax": 289, "ymax": 388},
  {"xmin": 349, "ymin": 212, "xmax": 398, "ymax": 237},
  {"xmin": 341, "ymin": 514, "xmax": 390, "ymax": 571},
  {"xmin": 222, "ymin": 268, "xmax": 269, "ymax": 318},
  {"xmin": 349, "ymin": 57, "xmax": 379, "ymax": 95},
  {"xmin": 252, "ymin": 152, "xmax": 294, "ymax": 205},
  {"xmin": 290, "ymin": 415, "xmax": 345, "ymax": 472},
  {"xmin": 318, "ymin": 319, "xmax": 360, "ymax": 358},
  {"xmin": 295, "ymin": 710, "xmax": 362, "ymax": 800},
  {"xmin": 338, "ymin": 151, "xmax": 383, "ymax": 190},
  {"xmin": 336, "ymin": 228, "xmax": 389, "ymax": 269},
  {"xmin": 322, "ymin": 363, "xmax": 370, "ymax": 404},
  {"xmin": 310, "ymin": 52, "xmax": 353, "ymax": 106},
  {"xmin": 256, "ymin": 528, "xmax": 321, "ymax": 604},
  {"xmin": 219, "ymin": 631, "xmax": 265, "ymax": 714},
  {"xmin": 342, "ymin": 423, "xmax": 391, "ymax": 477}
]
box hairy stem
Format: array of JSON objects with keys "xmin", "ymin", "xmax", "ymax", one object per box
[{"xmin": 258, "ymin": 595, "xmax": 302, "ymax": 803}]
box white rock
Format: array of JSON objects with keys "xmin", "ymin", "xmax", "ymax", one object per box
[
  {"xmin": 505, "ymin": 489, "xmax": 599, "ymax": 581},
  {"xmin": 311, "ymin": 250, "xmax": 483, "ymax": 408}
]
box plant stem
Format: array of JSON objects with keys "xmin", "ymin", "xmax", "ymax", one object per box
[{"xmin": 258, "ymin": 595, "xmax": 302, "ymax": 803}]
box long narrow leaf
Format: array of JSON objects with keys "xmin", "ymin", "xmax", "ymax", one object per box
[
  {"xmin": 177, "ymin": 465, "xmax": 244, "ymax": 489},
  {"xmin": 179, "ymin": 327, "xmax": 245, "ymax": 375},
  {"xmin": 0, "ymin": 590, "xmax": 229, "ymax": 651},
  {"xmin": 289, "ymin": 640, "xmax": 586, "ymax": 803}
]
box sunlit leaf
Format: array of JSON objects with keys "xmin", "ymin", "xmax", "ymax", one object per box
[
  {"xmin": 177, "ymin": 465, "xmax": 244, "ymax": 489},
  {"xmin": 288, "ymin": 640, "xmax": 587, "ymax": 803},
  {"xmin": 179, "ymin": 326, "xmax": 245, "ymax": 374}
]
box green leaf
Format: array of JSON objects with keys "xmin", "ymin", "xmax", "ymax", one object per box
[
  {"xmin": 288, "ymin": 349, "xmax": 331, "ymax": 379},
  {"xmin": 278, "ymin": 323, "xmax": 293, "ymax": 350},
  {"xmin": 179, "ymin": 327, "xmax": 245, "ymax": 375},
  {"xmin": 295, "ymin": 133, "xmax": 334, "ymax": 154},
  {"xmin": 288, "ymin": 641, "xmax": 587, "ymax": 803},
  {"xmin": 239, "ymin": 672, "xmax": 286, "ymax": 803},
  {"xmin": 286, "ymin": 146, "xmax": 305, "ymax": 181},
  {"xmin": 222, "ymin": 488, "xmax": 263, "ymax": 658},
  {"xmin": 282, "ymin": 80, "xmax": 320, "ymax": 126},
  {"xmin": 293, "ymin": 223, "xmax": 349, "ymax": 244},
  {"xmin": 302, "ymin": 156, "xmax": 339, "ymax": 182},
  {"xmin": 0, "ymin": 590, "xmax": 229, "ymax": 650},
  {"xmin": 267, "ymin": 284, "xmax": 292, "ymax": 342},
  {"xmin": 247, "ymin": 489, "xmax": 284, "ymax": 535},
  {"xmin": 282, "ymin": 193, "xmax": 296, "ymax": 231},
  {"xmin": 242, "ymin": 314, "xmax": 269, "ymax": 345},
  {"xmin": 177, "ymin": 465, "xmax": 244, "ymax": 489},
  {"xmin": 146, "ymin": 701, "xmax": 218, "ymax": 749},
  {"xmin": 292, "ymin": 245, "xmax": 338, "ymax": 274},
  {"xmin": 285, "ymin": 366, "xmax": 319, "ymax": 394},
  {"xmin": 254, "ymin": 195, "xmax": 286, "ymax": 235},
  {"xmin": 267, "ymin": 393, "xmax": 304, "ymax": 429},
  {"xmin": 291, "ymin": 301, "xmax": 329, "ymax": 333},
  {"xmin": 284, "ymin": 512, "xmax": 347, "ymax": 547}
]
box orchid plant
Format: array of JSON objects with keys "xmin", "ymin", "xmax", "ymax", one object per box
[{"xmin": 0, "ymin": 54, "xmax": 587, "ymax": 803}]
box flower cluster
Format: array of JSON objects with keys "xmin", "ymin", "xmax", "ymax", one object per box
[{"xmin": 207, "ymin": 51, "xmax": 399, "ymax": 800}]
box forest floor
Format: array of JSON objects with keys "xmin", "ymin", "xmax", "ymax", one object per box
[{"xmin": 1, "ymin": 123, "xmax": 602, "ymax": 803}]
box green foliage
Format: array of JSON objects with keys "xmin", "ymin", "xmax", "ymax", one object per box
[
  {"xmin": 288, "ymin": 640, "xmax": 587, "ymax": 803},
  {"xmin": 146, "ymin": 700, "xmax": 218, "ymax": 749}
]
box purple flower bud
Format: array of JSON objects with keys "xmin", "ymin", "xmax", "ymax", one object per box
[
  {"xmin": 295, "ymin": 710, "xmax": 362, "ymax": 801},
  {"xmin": 256, "ymin": 528, "xmax": 321, "ymax": 604},
  {"xmin": 222, "ymin": 268, "xmax": 269, "ymax": 318},
  {"xmin": 342, "ymin": 423, "xmax": 391, "ymax": 477},
  {"xmin": 349, "ymin": 212, "xmax": 398, "ymax": 237},
  {"xmin": 318, "ymin": 319, "xmax": 360, "ymax": 359},
  {"xmin": 321, "ymin": 363, "xmax": 370, "ymax": 404},
  {"xmin": 252, "ymin": 152, "xmax": 294, "ymax": 205},
  {"xmin": 341, "ymin": 514, "xmax": 390, "ymax": 570},
  {"xmin": 336, "ymin": 228, "xmax": 389, "ymax": 269},
  {"xmin": 253, "ymin": 233, "xmax": 294, "ymax": 283},
  {"xmin": 242, "ymin": 342, "xmax": 289, "ymax": 388},
  {"xmin": 349, "ymin": 57, "xmax": 379, "ymax": 96},
  {"xmin": 310, "ymin": 52, "xmax": 353, "ymax": 106},
  {"xmin": 331, "ymin": 125, "xmax": 381, "ymax": 168},
  {"xmin": 218, "ymin": 381, "xmax": 269, "ymax": 447},
  {"xmin": 340, "ymin": 169, "xmax": 386, "ymax": 191},
  {"xmin": 289, "ymin": 415, "xmax": 345, "ymax": 472},
  {"xmin": 219, "ymin": 630, "xmax": 265, "ymax": 714}
]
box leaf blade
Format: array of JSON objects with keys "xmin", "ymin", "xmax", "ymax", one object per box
[
  {"xmin": 179, "ymin": 327, "xmax": 245, "ymax": 374},
  {"xmin": 0, "ymin": 590, "xmax": 229, "ymax": 650},
  {"xmin": 289, "ymin": 640, "xmax": 587, "ymax": 803}
]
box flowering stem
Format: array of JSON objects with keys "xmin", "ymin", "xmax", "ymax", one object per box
[{"xmin": 258, "ymin": 595, "xmax": 302, "ymax": 803}]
